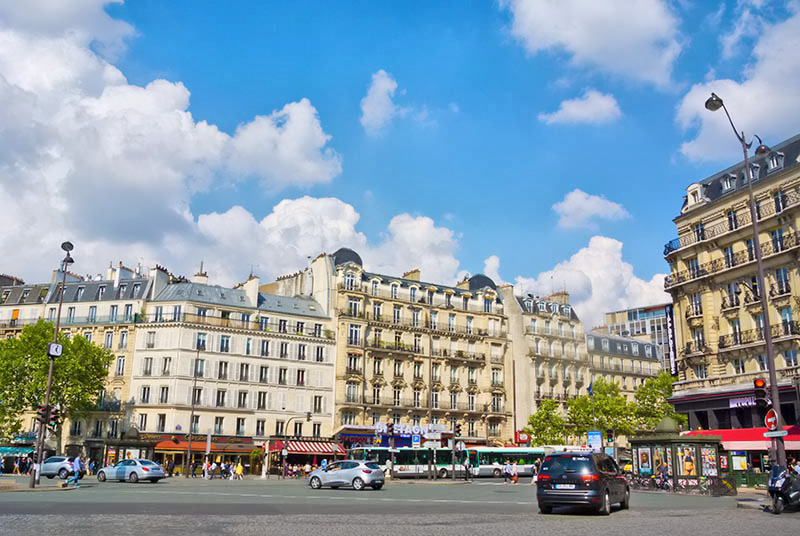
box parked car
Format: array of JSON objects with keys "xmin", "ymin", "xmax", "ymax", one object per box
[
  {"xmin": 536, "ymin": 452, "xmax": 630, "ymax": 515},
  {"xmin": 96, "ymin": 459, "xmax": 165, "ymax": 483},
  {"xmin": 40, "ymin": 456, "xmax": 85, "ymax": 480},
  {"xmin": 308, "ymin": 460, "xmax": 385, "ymax": 490}
]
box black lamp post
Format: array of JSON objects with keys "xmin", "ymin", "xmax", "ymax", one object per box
[
  {"xmin": 704, "ymin": 93, "xmax": 786, "ymax": 467},
  {"xmin": 30, "ymin": 241, "xmax": 74, "ymax": 488}
]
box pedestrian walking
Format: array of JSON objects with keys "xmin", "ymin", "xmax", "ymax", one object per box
[
  {"xmin": 235, "ymin": 462, "xmax": 244, "ymax": 480},
  {"xmin": 511, "ymin": 461, "xmax": 519, "ymax": 484},
  {"xmin": 13, "ymin": 459, "xmax": 21, "ymax": 475},
  {"xmin": 210, "ymin": 461, "xmax": 217, "ymax": 479},
  {"xmin": 65, "ymin": 456, "xmax": 82, "ymax": 488},
  {"xmin": 191, "ymin": 461, "xmax": 199, "ymax": 478},
  {"xmin": 168, "ymin": 458, "xmax": 175, "ymax": 477},
  {"xmin": 503, "ymin": 459, "xmax": 512, "ymax": 484}
]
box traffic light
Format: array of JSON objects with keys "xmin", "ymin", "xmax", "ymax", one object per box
[
  {"xmin": 386, "ymin": 422, "xmax": 394, "ymax": 435},
  {"xmin": 454, "ymin": 423, "xmax": 462, "ymax": 438},
  {"xmin": 48, "ymin": 407, "xmax": 61, "ymax": 429},
  {"xmin": 36, "ymin": 405, "xmax": 50, "ymax": 424},
  {"xmin": 754, "ymin": 377, "xmax": 769, "ymax": 409},
  {"xmin": 606, "ymin": 429, "xmax": 614, "ymax": 444}
]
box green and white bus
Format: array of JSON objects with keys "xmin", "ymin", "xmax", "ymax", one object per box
[
  {"xmin": 464, "ymin": 446, "xmax": 547, "ymax": 477},
  {"xmin": 350, "ymin": 446, "xmax": 465, "ymax": 478}
]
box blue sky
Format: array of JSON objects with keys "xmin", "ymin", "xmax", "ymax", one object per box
[{"xmin": 2, "ymin": 1, "xmax": 800, "ymax": 326}]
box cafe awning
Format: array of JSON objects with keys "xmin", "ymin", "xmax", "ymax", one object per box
[
  {"xmin": 0, "ymin": 446, "xmax": 35, "ymax": 457},
  {"xmin": 269, "ymin": 440, "xmax": 344, "ymax": 455},
  {"xmin": 154, "ymin": 440, "xmax": 254, "ymax": 453},
  {"xmin": 684, "ymin": 425, "xmax": 800, "ymax": 451}
]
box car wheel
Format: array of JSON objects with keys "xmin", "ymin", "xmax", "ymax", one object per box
[
  {"xmin": 129, "ymin": 471, "xmax": 139, "ymax": 483},
  {"xmin": 621, "ymin": 487, "xmax": 630, "ymax": 510},
  {"xmin": 310, "ymin": 477, "xmax": 322, "ymax": 490},
  {"xmin": 58, "ymin": 468, "xmax": 69, "ymax": 480},
  {"xmin": 493, "ymin": 468, "xmax": 502, "ymax": 478},
  {"xmin": 439, "ymin": 468, "xmax": 448, "ymax": 479},
  {"xmin": 372, "ymin": 483, "xmax": 383, "ymax": 490},
  {"xmin": 97, "ymin": 472, "xmax": 107, "ymax": 482},
  {"xmin": 598, "ymin": 490, "xmax": 611, "ymax": 516},
  {"xmin": 352, "ymin": 477, "xmax": 365, "ymax": 491},
  {"xmin": 539, "ymin": 504, "xmax": 552, "ymax": 514}
]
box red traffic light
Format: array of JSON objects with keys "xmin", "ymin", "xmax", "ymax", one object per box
[{"xmin": 754, "ymin": 378, "xmax": 767, "ymax": 389}]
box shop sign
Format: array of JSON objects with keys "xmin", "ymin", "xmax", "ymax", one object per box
[
  {"xmin": 374, "ymin": 423, "xmax": 446, "ymax": 436},
  {"xmin": 729, "ymin": 396, "xmax": 755, "ymax": 408}
]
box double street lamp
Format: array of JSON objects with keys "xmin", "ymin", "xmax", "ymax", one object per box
[
  {"xmin": 29, "ymin": 241, "xmax": 74, "ymax": 488},
  {"xmin": 704, "ymin": 93, "xmax": 786, "ymax": 468}
]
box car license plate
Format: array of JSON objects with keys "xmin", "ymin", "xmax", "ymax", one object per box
[{"xmin": 554, "ymin": 484, "xmax": 575, "ymax": 490}]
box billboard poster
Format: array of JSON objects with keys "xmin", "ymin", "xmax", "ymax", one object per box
[
  {"xmin": 701, "ymin": 446, "xmax": 718, "ymax": 476},
  {"xmin": 677, "ymin": 445, "xmax": 697, "ymax": 476},
  {"xmin": 587, "ymin": 430, "xmax": 602, "ymax": 451},
  {"xmin": 638, "ymin": 447, "xmax": 653, "ymax": 475},
  {"xmin": 665, "ymin": 303, "xmax": 678, "ymax": 377},
  {"xmin": 654, "ymin": 446, "xmax": 668, "ymax": 474}
]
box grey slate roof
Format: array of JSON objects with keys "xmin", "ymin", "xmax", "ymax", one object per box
[
  {"xmin": 587, "ymin": 330, "xmax": 660, "ymax": 361},
  {"xmin": 152, "ymin": 282, "xmax": 250, "ymax": 307},
  {"xmin": 515, "ymin": 295, "xmax": 581, "ymax": 322},
  {"xmin": 690, "ymin": 132, "xmax": 800, "ymax": 206},
  {"xmin": 257, "ymin": 294, "xmax": 327, "ymax": 319}
]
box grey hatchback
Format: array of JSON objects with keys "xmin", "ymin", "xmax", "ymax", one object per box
[
  {"xmin": 308, "ymin": 460, "xmax": 385, "ymax": 490},
  {"xmin": 40, "ymin": 456, "xmax": 85, "ymax": 480}
]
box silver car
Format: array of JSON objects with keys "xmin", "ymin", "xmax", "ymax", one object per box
[
  {"xmin": 96, "ymin": 459, "xmax": 165, "ymax": 483},
  {"xmin": 40, "ymin": 456, "xmax": 85, "ymax": 480},
  {"xmin": 308, "ymin": 460, "xmax": 385, "ymax": 490}
]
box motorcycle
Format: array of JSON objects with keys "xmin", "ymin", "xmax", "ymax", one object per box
[{"xmin": 767, "ymin": 465, "xmax": 800, "ymax": 514}]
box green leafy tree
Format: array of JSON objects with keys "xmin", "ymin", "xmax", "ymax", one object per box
[
  {"xmin": 0, "ymin": 320, "xmax": 114, "ymax": 442},
  {"xmin": 523, "ymin": 399, "xmax": 567, "ymax": 446},
  {"xmin": 634, "ymin": 371, "xmax": 686, "ymax": 430},
  {"xmin": 567, "ymin": 378, "xmax": 636, "ymax": 438}
]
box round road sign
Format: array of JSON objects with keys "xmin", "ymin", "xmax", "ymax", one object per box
[{"xmin": 765, "ymin": 408, "xmax": 778, "ymax": 431}]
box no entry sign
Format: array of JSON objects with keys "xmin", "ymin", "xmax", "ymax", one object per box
[{"xmin": 765, "ymin": 408, "xmax": 778, "ymax": 431}]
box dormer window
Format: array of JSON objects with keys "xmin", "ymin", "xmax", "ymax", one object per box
[
  {"xmin": 767, "ymin": 152, "xmax": 784, "ymax": 172},
  {"xmin": 748, "ymin": 164, "xmax": 760, "ymax": 182},
  {"xmin": 721, "ymin": 176, "xmax": 734, "ymax": 191},
  {"xmin": 691, "ymin": 191, "xmax": 699, "ymax": 203},
  {"xmin": 344, "ymin": 273, "xmax": 356, "ymax": 291}
]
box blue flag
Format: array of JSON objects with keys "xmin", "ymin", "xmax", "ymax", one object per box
[{"xmin": 587, "ymin": 382, "xmax": 594, "ymax": 396}]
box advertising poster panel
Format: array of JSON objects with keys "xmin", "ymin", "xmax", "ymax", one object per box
[
  {"xmin": 701, "ymin": 446, "xmax": 718, "ymax": 476},
  {"xmin": 638, "ymin": 447, "xmax": 653, "ymax": 474},
  {"xmin": 677, "ymin": 445, "xmax": 697, "ymax": 476}
]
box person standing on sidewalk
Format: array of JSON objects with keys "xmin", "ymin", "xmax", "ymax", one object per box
[
  {"xmin": 503, "ymin": 459, "xmax": 512, "ymax": 484},
  {"xmin": 65, "ymin": 456, "xmax": 82, "ymax": 488}
]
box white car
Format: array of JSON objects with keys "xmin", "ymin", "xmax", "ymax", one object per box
[{"xmin": 96, "ymin": 459, "xmax": 165, "ymax": 483}]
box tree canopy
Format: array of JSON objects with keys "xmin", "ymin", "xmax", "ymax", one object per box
[
  {"xmin": 0, "ymin": 320, "xmax": 114, "ymax": 441},
  {"xmin": 634, "ymin": 371, "xmax": 686, "ymax": 429},
  {"xmin": 523, "ymin": 398, "xmax": 567, "ymax": 446},
  {"xmin": 566, "ymin": 377, "xmax": 636, "ymax": 437}
]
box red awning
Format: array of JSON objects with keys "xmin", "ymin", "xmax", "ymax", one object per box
[
  {"xmin": 269, "ymin": 440, "xmax": 344, "ymax": 455},
  {"xmin": 154, "ymin": 440, "xmax": 254, "ymax": 453},
  {"xmin": 684, "ymin": 425, "xmax": 800, "ymax": 451}
]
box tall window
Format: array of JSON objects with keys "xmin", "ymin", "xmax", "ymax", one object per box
[
  {"xmin": 239, "ymin": 363, "xmax": 249, "ymax": 381},
  {"xmin": 257, "ymin": 391, "xmax": 268, "ymax": 410},
  {"xmin": 393, "ymin": 359, "xmax": 402, "ymax": 376},
  {"xmin": 393, "ymin": 305, "xmax": 402, "ymax": 324},
  {"xmin": 413, "ymin": 361, "xmax": 422, "ymax": 379},
  {"xmin": 196, "ymin": 332, "xmax": 207, "ymax": 350},
  {"xmin": 140, "ymin": 386, "xmax": 150, "ymax": 404},
  {"xmin": 391, "ymin": 284, "xmax": 398, "ymax": 299},
  {"xmin": 216, "ymin": 390, "xmax": 227, "ymax": 407},
  {"xmin": 215, "ymin": 417, "xmax": 224, "ymax": 435},
  {"xmin": 115, "ymin": 357, "xmax": 125, "ymax": 376},
  {"xmin": 756, "ymin": 355, "xmax": 768, "ymax": 371},
  {"xmin": 771, "ymin": 228, "xmax": 785, "ymax": 252},
  {"xmin": 259, "ymin": 366, "xmax": 268, "ymax": 383},
  {"xmin": 344, "ymin": 273, "xmax": 356, "ymax": 291},
  {"xmin": 785, "ymin": 350, "xmax": 798, "ymax": 368},
  {"xmin": 159, "ymin": 386, "xmax": 169, "ymax": 404},
  {"xmin": 218, "ymin": 361, "xmax": 228, "ymax": 380},
  {"xmin": 348, "ymin": 324, "xmax": 361, "ymax": 345},
  {"xmin": 775, "ymin": 267, "xmax": 790, "ymax": 295},
  {"xmin": 723, "ymin": 245, "xmax": 735, "ymax": 268},
  {"xmin": 689, "ymin": 292, "xmax": 703, "ymax": 316},
  {"xmin": 727, "ymin": 210, "xmax": 738, "ymax": 231},
  {"xmin": 220, "ymin": 335, "xmax": 230, "ymax": 353},
  {"xmin": 297, "ymin": 344, "xmax": 306, "ymax": 360},
  {"xmin": 261, "ymin": 340, "xmax": 270, "ymax": 357},
  {"xmin": 143, "ymin": 357, "xmax": 153, "ymax": 376}
]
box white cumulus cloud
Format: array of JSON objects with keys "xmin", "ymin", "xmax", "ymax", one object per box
[
  {"xmin": 552, "ymin": 189, "xmax": 631, "ymax": 230},
  {"xmin": 538, "ymin": 90, "xmax": 622, "ymax": 125},
  {"xmin": 677, "ymin": 8, "xmax": 800, "ymax": 162},
  {"xmin": 360, "ymin": 69, "xmax": 406, "ymax": 136},
  {"xmin": 513, "ymin": 236, "xmax": 670, "ymax": 328},
  {"xmin": 500, "ymin": 0, "xmax": 682, "ymax": 87}
]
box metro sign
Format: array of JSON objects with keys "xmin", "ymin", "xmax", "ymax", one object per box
[{"xmin": 765, "ymin": 408, "xmax": 779, "ymax": 431}]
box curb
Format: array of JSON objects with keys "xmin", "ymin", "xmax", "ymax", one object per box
[
  {"xmin": 737, "ymin": 498, "xmax": 767, "ymax": 511},
  {"xmin": 0, "ymin": 486, "xmax": 77, "ymax": 493}
]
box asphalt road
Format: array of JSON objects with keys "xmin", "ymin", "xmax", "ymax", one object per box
[{"xmin": 0, "ymin": 476, "xmax": 797, "ymax": 536}]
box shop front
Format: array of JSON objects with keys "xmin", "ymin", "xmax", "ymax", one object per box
[
  {"xmin": 685, "ymin": 425, "xmax": 800, "ymax": 487},
  {"xmin": 267, "ymin": 439, "xmax": 344, "ymax": 475}
]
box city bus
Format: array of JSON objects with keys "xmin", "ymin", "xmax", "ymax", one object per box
[
  {"xmin": 350, "ymin": 446, "xmax": 465, "ymax": 478},
  {"xmin": 464, "ymin": 446, "xmax": 547, "ymax": 477}
]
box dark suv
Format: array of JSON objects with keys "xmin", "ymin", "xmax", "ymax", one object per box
[{"xmin": 536, "ymin": 452, "xmax": 629, "ymax": 515}]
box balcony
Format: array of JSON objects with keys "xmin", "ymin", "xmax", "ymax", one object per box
[
  {"xmin": 683, "ymin": 341, "xmax": 707, "ymax": 356},
  {"xmin": 345, "ymin": 366, "xmax": 362, "ymax": 376},
  {"xmin": 664, "ymin": 230, "xmax": 800, "ymax": 290},
  {"xmin": 663, "ymin": 187, "xmax": 800, "ymax": 256},
  {"xmin": 139, "ymin": 313, "xmax": 334, "ymax": 340},
  {"xmin": 718, "ymin": 321, "xmax": 800, "ymax": 350},
  {"xmin": 491, "ymin": 380, "xmax": 505, "ymax": 389}
]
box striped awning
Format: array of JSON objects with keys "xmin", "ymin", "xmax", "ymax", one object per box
[
  {"xmin": 0, "ymin": 446, "xmax": 35, "ymax": 457},
  {"xmin": 270, "ymin": 441, "xmax": 344, "ymax": 455}
]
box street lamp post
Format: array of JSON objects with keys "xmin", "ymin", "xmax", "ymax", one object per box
[
  {"xmin": 704, "ymin": 92, "xmax": 786, "ymax": 467},
  {"xmin": 184, "ymin": 343, "xmax": 204, "ymax": 477},
  {"xmin": 29, "ymin": 241, "xmax": 74, "ymax": 488}
]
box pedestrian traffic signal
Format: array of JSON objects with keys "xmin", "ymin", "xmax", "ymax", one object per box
[
  {"xmin": 606, "ymin": 429, "xmax": 614, "ymax": 444},
  {"xmin": 754, "ymin": 377, "xmax": 769, "ymax": 409},
  {"xmin": 48, "ymin": 407, "xmax": 60, "ymax": 429},
  {"xmin": 386, "ymin": 422, "xmax": 394, "ymax": 435},
  {"xmin": 454, "ymin": 423, "xmax": 462, "ymax": 437},
  {"xmin": 36, "ymin": 405, "xmax": 50, "ymax": 424}
]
